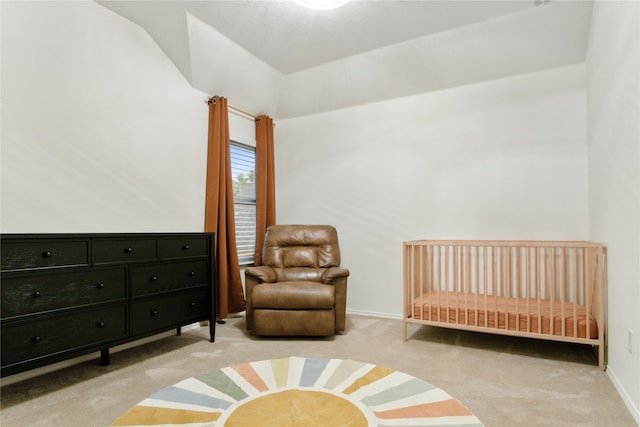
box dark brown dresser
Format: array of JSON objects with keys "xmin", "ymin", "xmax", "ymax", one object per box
[{"xmin": 0, "ymin": 233, "xmax": 215, "ymax": 377}]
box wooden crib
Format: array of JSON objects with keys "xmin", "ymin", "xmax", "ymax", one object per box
[{"xmin": 403, "ymin": 240, "xmax": 607, "ymax": 370}]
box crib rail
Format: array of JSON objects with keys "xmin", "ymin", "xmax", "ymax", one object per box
[{"xmin": 403, "ymin": 240, "xmax": 607, "ymax": 370}]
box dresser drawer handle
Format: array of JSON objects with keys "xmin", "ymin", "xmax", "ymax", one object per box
[
  {"xmin": 32, "ymin": 291, "xmax": 41, "ymax": 298},
  {"xmin": 31, "ymin": 336, "xmax": 42, "ymax": 343},
  {"xmin": 189, "ymin": 302, "xmax": 197, "ymax": 308},
  {"xmin": 151, "ymin": 309, "xmax": 159, "ymax": 316},
  {"xmin": 124, "ymin": 247, "xmax": 133, "ymax": 254},
  {"xmin": 183, "ymin": 245, "xmax": 190, "ymax": 250},
  {"xmin": 96, "ymin": 322, "xmax": 106, "ymax": 328},
  {"xmin": 151, "ymin": 276, "xmax": 158, "ymax": 281},
  {"xmin": 96, "ymin": 283, "xmax": 105, "ymax": 289},
  {"xmin": 42, "ymin": 251, "xmax": 52, "ymax": 258},
  {"xmin": 189, "ymin": 271, "xmax": 196, "ymax": 277}
]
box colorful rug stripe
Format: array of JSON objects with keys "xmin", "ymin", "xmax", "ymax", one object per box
[
  {"xmin": 111, "ymin": 405, "xmax": 221, "ymax": 426},
  {"xmin": 231, "ymin": 363, "xmax": 269, "ymax": 392}
]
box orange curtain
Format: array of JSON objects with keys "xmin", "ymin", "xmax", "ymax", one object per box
[
  {"xmin": 204, "ymin": 96, "xmax": 246, "ymax": 318},
  {"xmin": 254, "ymin": 115, "xmax": 276, "ymax": 265}
]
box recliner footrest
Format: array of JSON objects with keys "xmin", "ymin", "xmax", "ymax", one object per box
[{"xmin": 253, "ymin": 309, "xmax": 335, "ymax": 336}]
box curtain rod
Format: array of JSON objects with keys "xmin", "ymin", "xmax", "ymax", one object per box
[
  {"xmin": 206, "ymin": 96, "xmax": 260, "ymax": 121},
  {"xmin": 230, "ymin": 104, "xmax": 258, "ymax": 120},
  {"xmin": 204, "ymin": 95, "xmax": 276, "ymax": 127}
]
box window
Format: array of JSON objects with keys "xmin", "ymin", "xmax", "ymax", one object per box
[{"xmin": 230, "ymin": 141, "xmax": 256, "ymax": 265}]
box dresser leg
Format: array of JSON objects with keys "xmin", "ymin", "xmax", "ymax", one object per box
[
  {"xmin": 100, "ymin": 349, "xmax": 110, "ymax": 366},
  {"xmin": 209, "ymin": 320, "xmax": 216, "ymax": 343},
  {"xmin": 176, "ymin": 326, "xmax": 182, "ymax": 336}
]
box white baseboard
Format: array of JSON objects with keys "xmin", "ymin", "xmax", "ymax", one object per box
[
  {"xmin": 346, "ymin": 309, "xmax": 403, "ymax": 320},
  {"xmin": 607, "ymin": 366, "xmax": 640, "ymax": 425}
]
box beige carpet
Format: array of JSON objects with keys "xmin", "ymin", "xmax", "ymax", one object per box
[{"xmin": 0, "ymin": 314, "xmax": 636, "ymax": 426}]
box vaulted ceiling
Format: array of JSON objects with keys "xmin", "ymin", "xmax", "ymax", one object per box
[{"xmin": 98, "ymin": 0, "xmax": 593, "ymax": 119}]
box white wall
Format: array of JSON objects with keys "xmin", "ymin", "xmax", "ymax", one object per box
[
  {"xmin": 276, "ymin": 64, "xmax": 589, "ymax": 317},
  {"xmin": 1, "ymin": 1, "xmax": 209, "ymax": 233},
  {"xmin": 586, "ymin": 1, "xmax": 640, "ymax": 422}
]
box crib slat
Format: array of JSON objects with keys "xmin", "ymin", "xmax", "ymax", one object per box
[
  {"xmin": 436, "ymin": 245, "xmax": 442, "ymax": 323},
  {"xmin": 409, "ymin": 245, "xmax": 415, "ymax": 320},
  {"xmin": 402, "ymin": 243, "xmax": 410, "ymax": 341},
  {"xmin": 483, "ymin": 245, "xmax": 489, "ymax": 328},
  {"xmin": 465, "ymin": 245, "xmax": 470, "ymax": 325},
  {"xmin": 515, "ymin": 246, "xmax": 521, "ymax": 332},
  {"xmin": 585, "ymin": 247, "xmax": 591, "ymax": 340},
  {"xmin": 493, "ymin": 246, "xmax": 499, "ymax": 330},
  {"xmin": 426, "ymin": 244, "xmax": 432, "ymax": 322},
  {"xmin": 418, "ymin": 244, "xmax": 424, "ymax": 321},
  {"xmin": 453, "ymin": 245, "xmax": 459, "ymax": 324},
  {"xmin": 560, "ymin": 246, "xmax": 566, "ymax": 337},
  {"xmin": 445, "ymin": 245, "xmax": 450, "ymax": 323},
  {"xmin": 473, "ymin": 246, "xmax": 480, "ymax": 326},
  {"xmin": 414, "ymin": 245, "xmax": 419, "ymax": 320},
  {"xmin": 572, "ymin": 247, "xmax": 579, "ymax": 338},
  {"xmin": 597, "ymin": 248, "xmax": 605, "ymax": 369},
  {"xmin": 536, "ymin": 247, "xmax": 542, "ymax": 335},
  {"xmin": 504, "ymin": 246, "xmax": 510, "ymax": 331},
  {"xmin": 549, "ymin": 246, "xmax": 555, "ymax": 336},
  {"xmin": 526, "ymin": 246, "xmax": 531, "ymax": 333}
]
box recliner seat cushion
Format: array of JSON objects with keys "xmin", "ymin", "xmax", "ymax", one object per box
[{"xmin": 252, "ymin": 281, "xmax": 335, "ymax": 310}]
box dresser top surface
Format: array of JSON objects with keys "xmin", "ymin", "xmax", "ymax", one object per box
[{"xmin": 1, "ymin": 232, "xmax": 213, "ymax": 240}]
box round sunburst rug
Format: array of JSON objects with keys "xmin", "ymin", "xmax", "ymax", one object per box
[{"xmin": 111, "ymin": 356, "xmax": 484, "ymax": 426}]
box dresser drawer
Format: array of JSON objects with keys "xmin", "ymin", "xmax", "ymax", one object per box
[
  {"xmin": 159, "ymin": 237, "xmax": 209, "ymax": 259},
  {"xmin": 1, "ymin": 267, "xmax": 126, "ymax": 318},
  {"xmin": 1, "ymin": 303, "xmax": 128, "ymax": 367},
  {"xmin": 131, "ymin": 288, "xmax": 209, "ymax": 335},
  {"xmin": 130, "ymin": 260, "xmax": 209, "ymax": 297},
  {"xmin": 93, "ymin": 238, "xmax": 157, "ymax": 265},
  {"xmin": 1, "ymin": 239, "xmax": 89, "ymax": 272}
]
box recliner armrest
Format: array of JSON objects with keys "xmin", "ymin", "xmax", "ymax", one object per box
[
  {"xmin": 245, "ymin": 265, "xmax": 277, "ymax": 283},
  {"xmin": 322, "ymin": 267, "xmax": 350, "ymax": 284}
]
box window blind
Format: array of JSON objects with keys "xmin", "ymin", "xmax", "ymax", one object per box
[{"xmin": 230, "ymin": 141, "xmax": 256, "ymax": 265}]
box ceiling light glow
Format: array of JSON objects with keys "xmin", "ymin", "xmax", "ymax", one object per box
[{"xmin": 295, "ymin": 0, "xmax": 351, "ymax": 10}]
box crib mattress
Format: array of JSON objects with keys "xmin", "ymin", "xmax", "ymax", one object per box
[{"xmin": 411, "ymin": 291, "xmax": 598, "ymax": 339}]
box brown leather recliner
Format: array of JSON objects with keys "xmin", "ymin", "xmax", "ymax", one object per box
[{"xmin": 244, "ymin": 225, "xmax": 349, "ymax": 336}]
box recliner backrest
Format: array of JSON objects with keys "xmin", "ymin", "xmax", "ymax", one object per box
[{"xmin": 262, "ymin": 225, "xmax": 341, "ymax": 273}]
